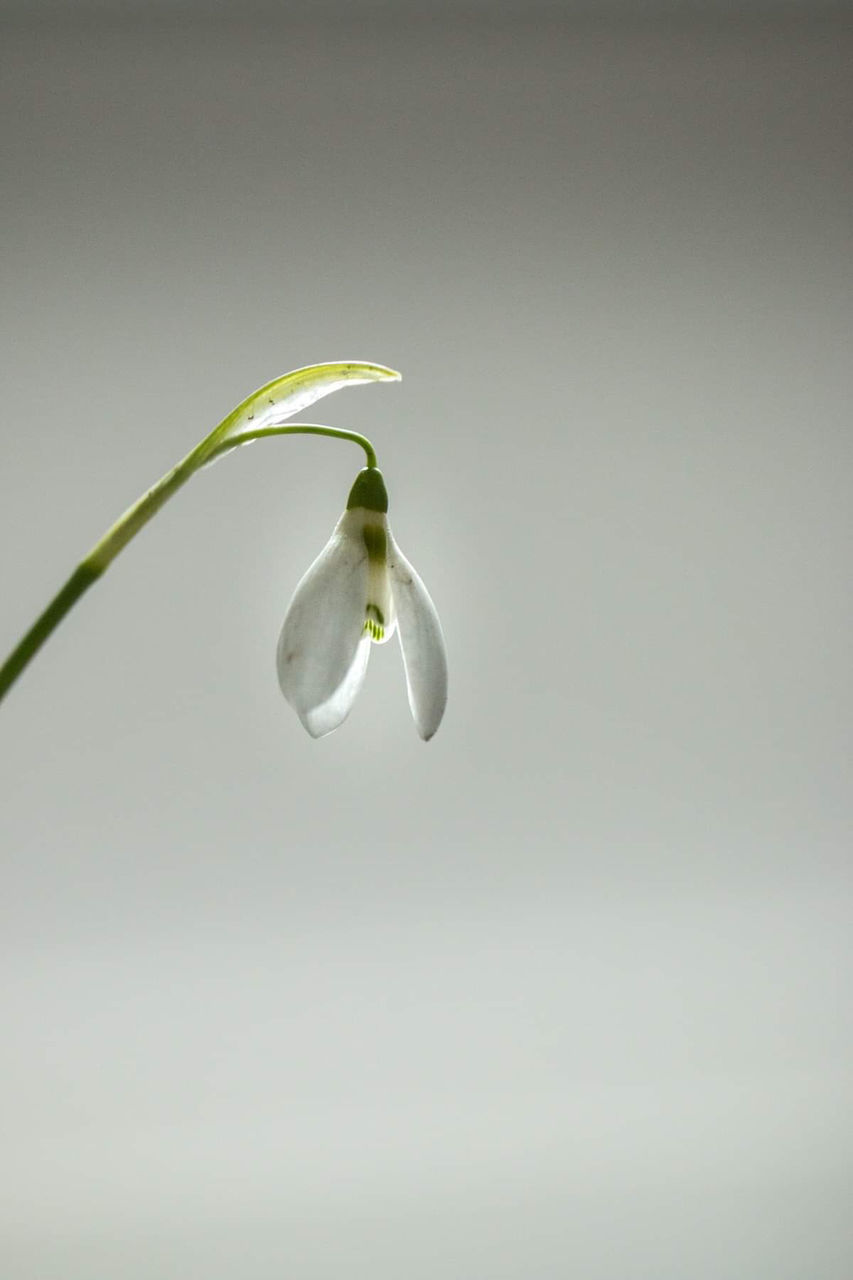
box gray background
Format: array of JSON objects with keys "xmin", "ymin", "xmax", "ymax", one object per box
[{"xmin": 1, "ymin": 3, "xmax": 851, "ymax": 1277}]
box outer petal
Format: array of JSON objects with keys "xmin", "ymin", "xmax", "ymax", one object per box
[
  {"xmin": 277, "ymin": 512, "xmax": 370, "ymax": 737},
  {"xmin": 387, "ymin": 533, "xmax": 448, "ymax": 740},
  {"xmin": 302, "ymin": 635, "xmax": 371, "ymax": 738}
]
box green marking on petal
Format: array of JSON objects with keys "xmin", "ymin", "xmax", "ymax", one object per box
[
  {"xmin": 361, "ymin": 522, "xmax": 388, "ymax": 564},
  {"xmin": 364, "ymin": 603, "xmax": 386, "ymax": 641},
  {"xmin": 363, "ymin": 617, "xmax": 385, "ymax": 641}
]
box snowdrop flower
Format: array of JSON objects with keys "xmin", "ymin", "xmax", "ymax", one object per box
[{"xmin": 277, "ymin": 466, "xmax": 447, "ymax": 740}]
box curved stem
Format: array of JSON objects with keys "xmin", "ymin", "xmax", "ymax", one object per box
[
  {"xmin": 205, "ymin": 422, "xmax": 378, "ymax": 470},
  {"xmin": 0, "ymin": 424, "xmax": 378, "ymax": 706}
]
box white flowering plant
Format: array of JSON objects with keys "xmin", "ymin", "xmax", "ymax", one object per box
[{"xmin": 0, "ymin": 361, "xmax": 447, "ymax": 739}]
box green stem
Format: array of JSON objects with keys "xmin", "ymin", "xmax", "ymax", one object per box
[
  {"xmin": 0, "ymin": 424, "xmax": 377, "ymax": 705},
  {"xmin": 205, "ymin": 423, "xmax": 378, "ymax": 470},
  {"xmin": 0, "ymin": 564, "xmax": 102, "ymax": 702}
]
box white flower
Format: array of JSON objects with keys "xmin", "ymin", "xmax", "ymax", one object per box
[{"xmin": 277, "ymin": 467, "xmax": 448, "ymax": 740}]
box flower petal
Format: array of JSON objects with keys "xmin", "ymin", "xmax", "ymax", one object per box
[
  {"xmin": 302, "ymin": 634, "xmax": 371, "ymax": 738},
  {"xmin": 388, "ymin": 535, "xmax": 448, "ymax": 740},
  {"xmin": 277, "ymin": 513, "xmax": 370, "ymax": 735}
]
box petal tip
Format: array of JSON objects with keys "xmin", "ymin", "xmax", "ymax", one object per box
[
  {"xmin": 416, "ymin": 703, "xmax": 446, "ymax": 741},
  {"xmin": 301, "ymin": 713, "xmax": 335, "ymax": 740}
]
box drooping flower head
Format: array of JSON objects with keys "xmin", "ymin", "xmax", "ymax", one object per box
[{"xmin": 277, "ymin": 467, "xmax": 447, "ymax": 739}]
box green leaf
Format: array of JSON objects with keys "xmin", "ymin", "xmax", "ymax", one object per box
[{"xmin": 201, "ymin": 361, "xmax": 401, "ymax": 462}]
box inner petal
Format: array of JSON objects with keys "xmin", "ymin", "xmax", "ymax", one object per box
[{"xmin": 362, "ymin": 520, "xmax": 396, "ymax": 645}]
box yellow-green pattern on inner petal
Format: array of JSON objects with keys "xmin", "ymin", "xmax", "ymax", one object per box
[
  {"xmin": 358, "ymin": 512, "xmax": 395, "ymax": 646},
  {"xmin": 364, "ymin": 602, "xmax": 385, "ymax": 641}
]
